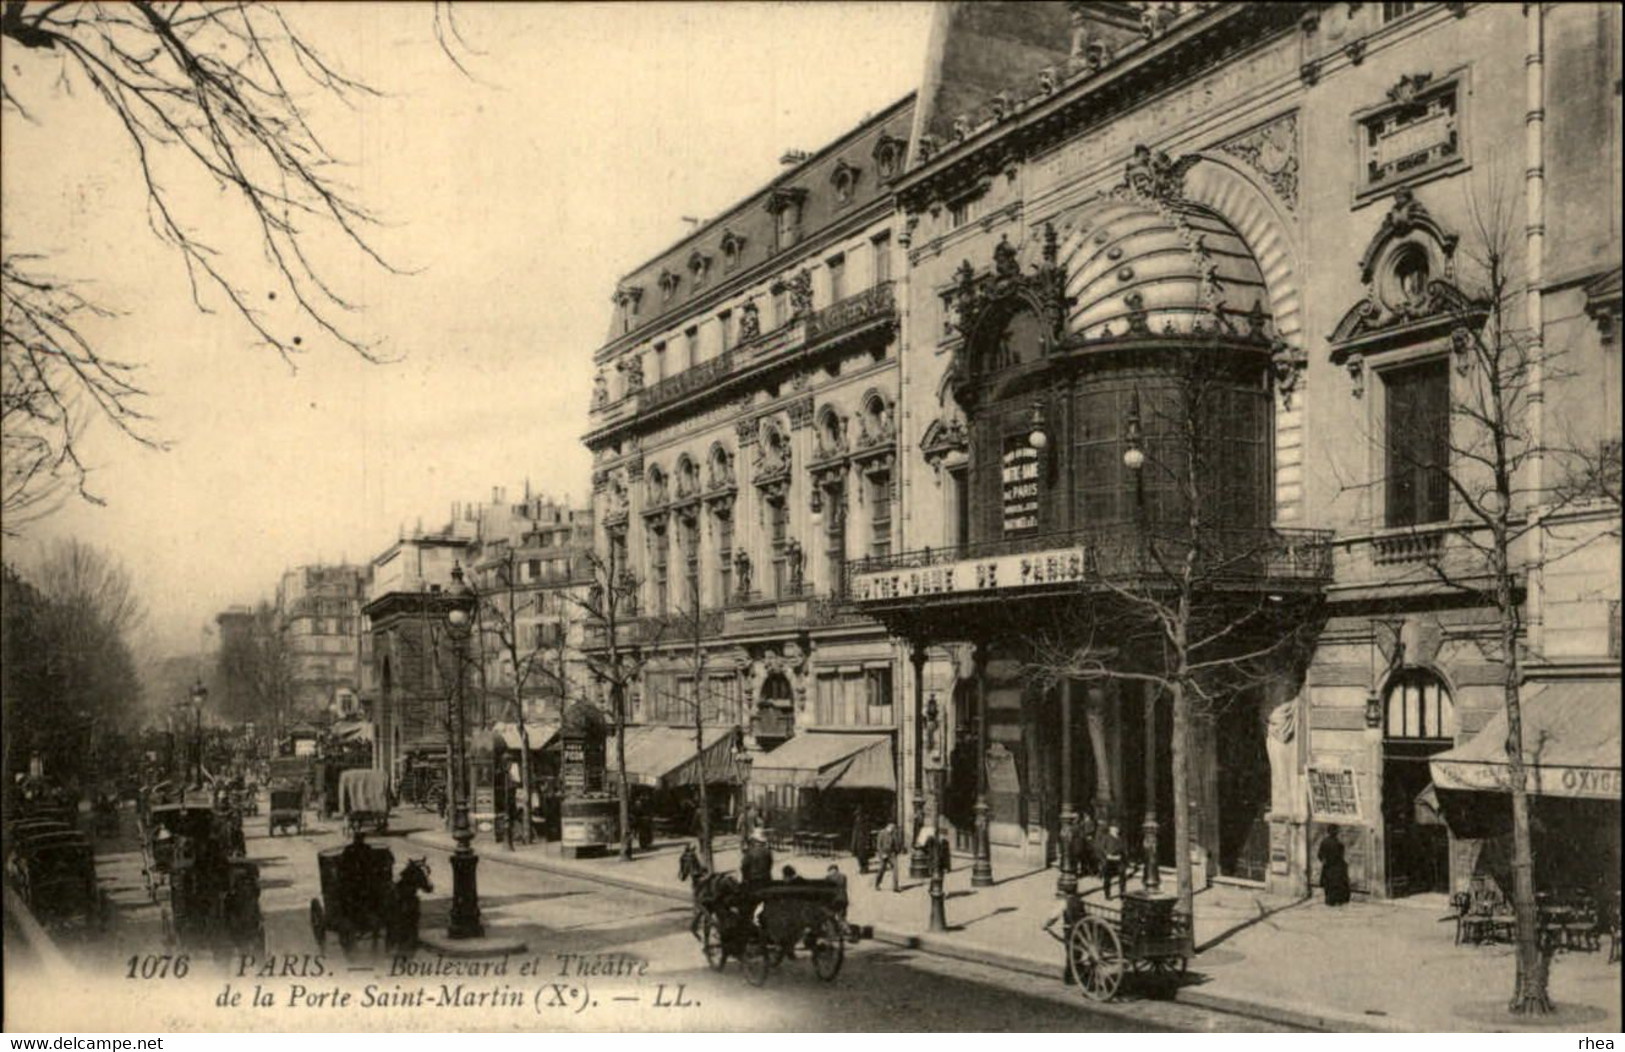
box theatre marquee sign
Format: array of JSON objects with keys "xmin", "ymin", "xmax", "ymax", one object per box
[{"xmin": 851, "ymin": 547, "xmax": 1092, "ymax": 602}]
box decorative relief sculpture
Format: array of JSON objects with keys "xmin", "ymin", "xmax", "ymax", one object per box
[
  {"xmin": 787, "ymin": 269, "xmax": 814, "ymax": 320},
  {"xmin": 1217, "ymin": 111, "xmax": 1300, "ymax": 212},
  {"xmin": 592, "ymin": 371, "xmax": 609, "ymax": 408},
  {"xmin": 619, "ymin": 354, "xmax": 644, "ymax": 393}
]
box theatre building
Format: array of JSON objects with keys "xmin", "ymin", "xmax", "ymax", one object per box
[
  {"xmin": 581, "ymin": 98, "xmax": 918, "ymax": 834},
  {"xmin": 848, "ymin": 1, "xmax": 1620, "ymax": 899}
]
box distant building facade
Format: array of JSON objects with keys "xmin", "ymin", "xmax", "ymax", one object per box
[{"xmin": 275, "ymin": 563, "xmax": 371, "ymax": 721}]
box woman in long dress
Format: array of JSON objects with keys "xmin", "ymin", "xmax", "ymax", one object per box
[{"xmin": 1319, "ymin": 825, "xmax": 1351, "ymax": 906}]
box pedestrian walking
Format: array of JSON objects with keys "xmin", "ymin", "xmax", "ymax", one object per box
[
  {"xmin": 873, "ymin": 820, "xmax": 901, "ymax": 891},
  {"xmin": 850, "ymin": 807, "xmax": 873, "ymax": 874},
  {"xmin": 1098, "ymin": 822, "xmax": 1127, "ymax": 900},
  {"xmin": 1318, "ymin": 825, "xmax": 1351, "ymax": 906},
  {"xmin": 1043, "ymin": 893, "xmax": 1087, "ymax": 984}
]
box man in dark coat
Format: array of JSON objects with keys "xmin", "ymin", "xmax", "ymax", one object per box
[
  {"xmin": 741, "ymin": 829, "xmax": 774, "ymax": 890},
  {"xmin": 873, "ymin": 820, "xmax": 901, "ymax": 891},
  {"xmin": 850, "ymin": 808, "xmax": 873, "ymax": 874},
  {"xmin": 1097, "ymin": 822, "xmax": 1127, "ymax": 900}
]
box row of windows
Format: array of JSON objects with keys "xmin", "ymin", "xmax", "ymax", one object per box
[
  {"xmin": 640, "ymin": 473, "xmax": 892, "ymax": 614},
  {"xmin": 611, "ymin": 231, "xmax": 892, "ymax": 395},
  {"xmin": 813, "ymin": 667, "xmax": 893, "ymax": 728}
]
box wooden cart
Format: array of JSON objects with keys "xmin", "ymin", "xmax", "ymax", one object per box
[{"xmin": 1067, "ymin": 892, "xmax": 1193, "ymax": 1002}]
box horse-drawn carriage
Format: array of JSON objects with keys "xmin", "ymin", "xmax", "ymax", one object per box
[
  {"xmin": 309, "ymin": 843, "xmax": 432, "ymax": 953},
  {"xmin": 1065, "ymin": 892, "xmax": 1193, "ymax": 1001},
  {"xmin": 682, "ymin": 850, "xmax": 847, "ymax": 988},
  {"xmin": 268, "ymin": 784, "xmax": 306, "ymax": 836},
  {"xmin": 6, "ymin": 821, "xmax": 107, "ymax": 936},
  {"xmin": 337, "ymin": 769, "xmax": 390, "ymax": 836},
  {"xmin": 140, "ymin": 802, "xmax": 264, "ymax": 957}
]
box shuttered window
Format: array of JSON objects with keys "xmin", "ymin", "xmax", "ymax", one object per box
[{"xmin": 1385, "ymin": 359, "xmax": 1451, "ymax": 527}]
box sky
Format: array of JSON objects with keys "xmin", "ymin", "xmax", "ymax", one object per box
[{"xmin": 2, "ymin": 1, "xmax": 935, "ymax": 660}]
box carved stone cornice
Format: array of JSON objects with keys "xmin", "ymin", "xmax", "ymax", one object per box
[
  {"xmin": 919, "ymin": 417, "xmax": 969, "ymax": 472},
  {"xmin": 1358, "ymin": 188, "xmax": 1457, "ymax": 286}
]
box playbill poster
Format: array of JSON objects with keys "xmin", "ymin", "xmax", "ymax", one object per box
[{"xmin": 4, "ymin": 0, "xmax": 1621, "ymax": 1038}]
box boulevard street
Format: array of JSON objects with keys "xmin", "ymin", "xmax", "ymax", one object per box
[{"xmin": 47, "ymin": 808, "xmax": 1286, "ymax": 1033}]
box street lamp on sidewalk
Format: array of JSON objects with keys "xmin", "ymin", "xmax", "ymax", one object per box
[
  {"xmin": 188, "ymin": 679, "xmax": 208, "ymax": 791},
  {"xmin": 445, "ymin": 563, "xmax": 485, "ymax": 939},
  {"xmin": 924, "ymin": 693, "xmax": 948, "ymax": 932},
  {"xmin": 1124, "ymin": 390, "xmax": 1160, "ymax": 894}
]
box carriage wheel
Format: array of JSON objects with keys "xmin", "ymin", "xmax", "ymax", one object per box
[
  {"xmin": 310, "ymin": 900, "xmax": 327, "ymax": 950},
  {"xmin": 700, "ymin": 914, "xmax": 727, "ymax": 971},
  {"xmin": 811, "ymin": 913, "xmax": 845, "ymax": 982},
  {"xmin": 1068, "ymin": 916, "xmax": 1124, "ymax": 1002},
  {"xmin": 741, "ymin": 936, "xmax": 770, "ymax": 987}
]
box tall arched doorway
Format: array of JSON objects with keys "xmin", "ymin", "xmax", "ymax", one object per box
[{"xmin": 1382, "ymin": 668, "xmax": 1456, "ymax": 896}]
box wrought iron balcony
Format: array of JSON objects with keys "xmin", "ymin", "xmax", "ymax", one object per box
[
  {"xmin": 639, "ymin": 350, "xmax": 735, "ymax": 415},
  {"xmin": 806, "ymin": 280, "xmax": 896, "ymax": 346},
  {"xmin": 846, "ymin": 523, "xmax": 1335, "ymax": 604}
]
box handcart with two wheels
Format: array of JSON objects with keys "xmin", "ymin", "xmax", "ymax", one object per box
[{"xmin": 1066, "ymin": 892, "xmax": 1192, "ymax": 1001}]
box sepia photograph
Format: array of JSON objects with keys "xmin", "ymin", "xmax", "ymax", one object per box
[{"xmin": 2, "ymin": 0, "xmax": 1620, "ymax": 1037}]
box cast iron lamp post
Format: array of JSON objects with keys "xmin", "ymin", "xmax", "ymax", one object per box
[
  {"xmin": 188, "ymin": 679, "xmax": 208, "ymax": 790},
  {"xmin": 924, "ymin": 693, "xmax": 948, "ymax": 932},
  {"xmin": 909, "ymin": 645, "xmax": 930, "ymax": 879},
  {"xmin": 1124, "ymin": 391, "xmax": 1160, "ymax": 893},
  {"xmin": 445, "ymin": 563, "xmax": 485, "ymax": 939}
]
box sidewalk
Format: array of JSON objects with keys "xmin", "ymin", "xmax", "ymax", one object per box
[{"xmin": 408, "ymin": 827, "xmax": 1622, "ymax": 1033}]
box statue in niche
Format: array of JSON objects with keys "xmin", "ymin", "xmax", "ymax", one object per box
[
  {"xmin": 785, "ymin": 539, "xmax": 805, "ymax": 593},
  {"xmin": 619, "ymin": 354, "xmax": 644, "ymax": 392},
  {"xmin": 734, "ymin": 550, "xmax": 753, "ymax": 598},
  {"xmin": 788, "ymin": 270, "xmax": 814, "ymax": 319},
  {"xmin": 738, "ymin": 301, "xmax": 761, "ymax": 341},
  {"xmin": 592, "ymin": 371, "xmax": 609, "ymax": 407}
]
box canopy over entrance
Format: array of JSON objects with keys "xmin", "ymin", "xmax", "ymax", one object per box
[
  {"xmin": 608, "ymin": 725, "xmax": 737, "ymax": 788},
  {"xmin": 752, "ymin": 732, "xmax": 894, "ymax": 791},
  {"xmin": 1429, "ymin": 681, "xmax": 1621, "ymax": 801}
]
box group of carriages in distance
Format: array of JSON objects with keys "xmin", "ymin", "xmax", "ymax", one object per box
[{"xmin": 6, "ymin": 802, "xmax": 108, "ymax": 938}]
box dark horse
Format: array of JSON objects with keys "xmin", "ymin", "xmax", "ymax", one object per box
[
  {"xmin": 385, "ymin": 858, "xmax": 433, "ymax": 952},
  {"xmin": 678, "ymin": 844, "xmax": 740, "ymax": 940}
]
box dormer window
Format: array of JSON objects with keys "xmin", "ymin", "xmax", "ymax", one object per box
[
  {"xmin": 658, "ymin": 269, "xmax": 681, "ymax": 303},
  {"xmin": 720, "ymin": 229, "xmax": 747, "ymax": 270},
  {"xmin": 831, "ymin": 160, "xmax": 861, "ymax": 204},
  {"xmin": 688, "ymin": 250, "xmax": 713, "ymax": 289},
  {"xmin": 872, "ymin": 132, "xmax": 905, "ymax": 181},
  {"xmin": 765, "ymin": 187, "xmax": 808, "ymax": 252}
]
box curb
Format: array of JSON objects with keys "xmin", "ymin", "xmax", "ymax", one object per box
[{"xmin": 406, "ymin": 831, "xmax": 1401, "ymax": 1032}]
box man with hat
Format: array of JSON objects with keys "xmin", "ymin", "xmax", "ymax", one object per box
[{"xmin": 741, "ymin": 827, "xmax": 774, "ymax": 891}]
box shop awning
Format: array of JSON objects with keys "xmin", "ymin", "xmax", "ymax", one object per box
[
  {"xmin": 752, "ymin": 732, "xmax": 894, "ymax": 792},
  {"xmin": 330, "ymin": 721, "xmax": 373, "ymax": 742},
  {"xmin": 1430, "ymin": 681, "xmax": 1621, "ymax": 801},
  {"xmin": 492, "ymin": 722, "xmax": 560, "ymax": 752},
  {"xmin": 608, "ymin": 725, "xmax": 737, "ymax": 788}
]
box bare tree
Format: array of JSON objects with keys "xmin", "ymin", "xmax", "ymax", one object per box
[
  {"xmin": 564, "ymin": 541, "xmax": 658, "ymax": 861},
  {"xmin": 0, "ymin": 1, "xmax": 474, "ymax": 521},
  {"xmin": 469, "ymin": 547, "xmax": 578, "ymax": 846},
  {"xmin": 1348, "ymin": 183, "xmax": 1621, "ymax": 1015},
  {"xmin": 644, "ymin": 589, "xmax": 723, "ymax": 868}
]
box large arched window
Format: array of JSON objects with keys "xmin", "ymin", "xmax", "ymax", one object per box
[{"xmin": 1384, "ymin": 668, "xmax": 1455, "ymax": 741}]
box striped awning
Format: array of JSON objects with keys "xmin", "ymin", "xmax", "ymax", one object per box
[
  {"xmin": 1430, "ymin": 681, "xmax": 1621, "ymax": 800},
  {"xmin": 752, "ymin": 732, "xmax": 894, "ymax": 791},
  {"xmin": 608, "ymin": 725, "xmax": 738, "ymax": 788}
]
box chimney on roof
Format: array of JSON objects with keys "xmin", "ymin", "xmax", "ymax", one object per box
[{"xmin": 779, "ymin": 149, "xmax": 810, "ymax": 167}]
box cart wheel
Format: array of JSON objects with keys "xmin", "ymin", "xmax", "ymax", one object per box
[
  {"xmin": 310, "ymin": 899, "xmax": 327, "ymax": 950},
  {"xmin": 811, "ymin": 913, "xmax": 845, "ymax": 982},
  {"xmin": 701, "ymin": 914, "xmax": 727, "ymax": 971},
  {"xmin": 742, "ymin": 936, "xmax": 770, "ymax": 987},
  {"xmin": 1068, "ymin": 916, "xmax": 1124, "ymax": 1002}
]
